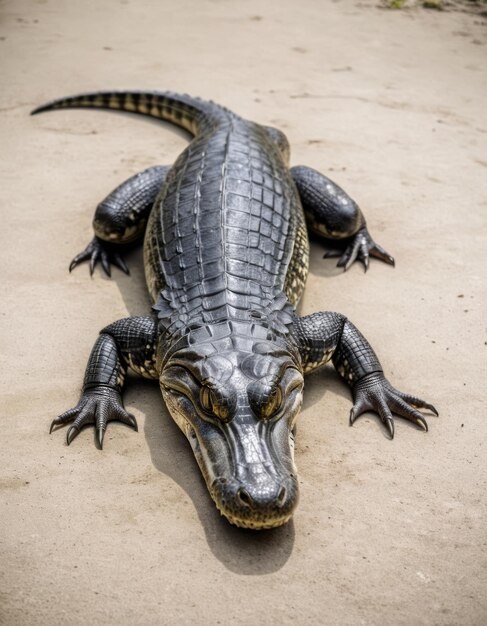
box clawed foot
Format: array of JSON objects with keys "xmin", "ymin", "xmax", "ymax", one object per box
[
  {"xmin": 324, "ymin": 227, "xmax": 395, "ymax": 272},
  {"xmin": 50, "ymin": 387, "xmax": 137, "ymax": 449},
  {"xmin": 350, "ymin": 372, "xmax": 438, "ymax": 439},
  {"xmin": 69, "ymin": 237, "xmax": 129, "ymax": 277}
]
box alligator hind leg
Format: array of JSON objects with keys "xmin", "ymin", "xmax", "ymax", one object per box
[
  {"xmin": 50, "ymin": 315, "xmax": 158, "ymax": 448},
  {"xmin": 70, "ymin": 165, "xmax": 171, "ymax": 276},
  {"xmin": 290, "ymin": 165, "xmax": 394, "ymax": 271}
]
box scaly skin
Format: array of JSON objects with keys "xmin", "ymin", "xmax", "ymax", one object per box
[{"xmin": 34, "ymin": 91, "xmax": 437, "ymax": 529}]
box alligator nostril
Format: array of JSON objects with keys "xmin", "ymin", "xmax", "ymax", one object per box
[
  {"xmin": 237, "ymin": 488, "xmax": 252, "ymax": 507},
  {"xmin": 277, "ymin": 486, "xmax": 286, "ymax": 504}
]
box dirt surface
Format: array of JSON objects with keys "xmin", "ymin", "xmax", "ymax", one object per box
[{"xmin": 1, "ymin": 1, "xmax": 486, "ymax": 624}]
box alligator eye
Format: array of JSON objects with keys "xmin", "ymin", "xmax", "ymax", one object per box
[
  {"xmin": 200, "ymin": 386, "xmax": 214, "ymax": 413},
  {"xmin": 262, "ymin": 387, "xmax": 282, "ymax": 419},
  {"xmin": 200, "ymin": 386, "xmax": 231, "ymax": 421}
]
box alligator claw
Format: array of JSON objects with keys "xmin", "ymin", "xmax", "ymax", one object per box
[
  {"xmin": 124, "ymin": 413, "xmax": 138, "ymax": 431},
  {"xmin": 96, "ymin": 427, "xmax": 106, "ymax": 450},
  {"xmin": 362, "ymin": 249, "xmax": 369, "ymax": 272},
  {"xmin": 50, "ymin": 388, "xmax": 136, "ymax": 448},
  {"xmin": 112, "ymin": 252, "xmax": 130, "ymax": 275},
  {"xmin": 69, "ymin": 247, "xmax": 92, "ymax": 272},
  {"xmin": 89, "ymin": 249, "xmax": 98, "ymax": 276},
  {"xmin": 325, "ymin": 227, "xmax": 394, "ymax": 272},
  {"xmin": 385, "ymin": 417, "xmax": 395, "ymax": 440},
  {"xmin": 49, "ymin": 407, "xmax": 79, "ymax": 433},
  {"xmin": 415, "ymin": 416, "xmax": 428, "ymax": 432},
  {"xmin": 343, "ymin": 236, "xmax": 362, "ymax": 271},
  {"xmin": 66, "ymin": 425, "xmax": 79, "ymax": 446},
  {"xmin": 69, "ymin": 237, "xmax": 129, "ymax": 277},
  {"xmin": 351, "ymin": 372, "xmax": 437, "ymax": 438},
  {"xmin": 369, "ymin": 241, "xmax": 395, "ymax": 267},
  {"xmin": 100, "ymin": 252, "xmax": 111, "ymax": 277},
  {"xmin": 400, "ymin": 393, "xmax": 439, "ymax": 417}
]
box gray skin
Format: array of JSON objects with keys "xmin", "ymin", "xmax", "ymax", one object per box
[{"xmin": 33, "ymin": 91, "xmax": 437, "ymax": 530}]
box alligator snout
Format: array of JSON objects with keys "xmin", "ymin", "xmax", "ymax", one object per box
[
  {"xmin": 237, "ymin": 484, "xmax": 287, "ymax": 508},
  {"xmin": 211, "ymin": 473, "xmax": 298, "ymax": 530}
]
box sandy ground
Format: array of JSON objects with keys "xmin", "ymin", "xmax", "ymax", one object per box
[{"xmin": 1, "ymin": 1, "xmax": 486, "ymax": 624}]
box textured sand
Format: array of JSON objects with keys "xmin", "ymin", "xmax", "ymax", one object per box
[{"xmin": 1, "ymin": 1, "xmax": 486, "ymax": 624}]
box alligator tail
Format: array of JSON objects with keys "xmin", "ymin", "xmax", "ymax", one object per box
[{"xmin": 31, "ymin": 90, "xmax": 228, "ymax": 136}]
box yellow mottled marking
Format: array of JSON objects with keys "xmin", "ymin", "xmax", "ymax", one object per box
[{"xmin": 124, "ymin": 95, "xmax": 136, "ymax": 111}]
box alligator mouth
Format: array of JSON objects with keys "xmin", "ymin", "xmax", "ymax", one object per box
[{"xmin": 215, "ymin": 504, "xmax": 294, "ymax": 530}]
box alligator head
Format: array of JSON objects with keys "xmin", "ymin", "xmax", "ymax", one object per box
[{"xmin": 158, "ymin": 321, "xmax": 303, "ymax": 529}]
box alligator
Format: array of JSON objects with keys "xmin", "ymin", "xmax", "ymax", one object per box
[{"xmin": 32, "ymin": 91, "xmax": 437, "ymax": 529}]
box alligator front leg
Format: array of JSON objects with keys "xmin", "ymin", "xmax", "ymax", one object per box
[
  {"xmin": 70, "ymin": 165, "xmax": 171, "ymax": 276},
  {"xmin": 291, "ymin": 165, "xmax": 394, "ymax": 271},
  {"xmin": 50, "ymin": 315, "xmax": 158, "ymax": 448},
  {"xmin": 292, "ymin": 312, "xmax": 438, "ymax": 437}
]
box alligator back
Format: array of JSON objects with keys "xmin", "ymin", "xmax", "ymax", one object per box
[{"xmin": 146, "ymin": 114, "xmax": 308, "ymax": 326}]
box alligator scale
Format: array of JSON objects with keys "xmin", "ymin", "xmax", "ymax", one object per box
[{"xmin": 33, "ymin": 91, "xmax": 437, "ymax": 529}]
